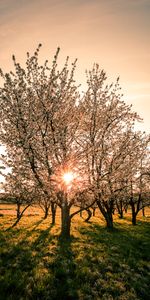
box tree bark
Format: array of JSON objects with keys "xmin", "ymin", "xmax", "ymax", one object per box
[
  {"xmin": 142, "ymin": 207, "xmax": 145, "ymax": 217},
  {"xmin": 97, "ymin": 199, "xmax": 114, "ymax": 229},
  {"xmin": 124, "ymin": 203, "xmax": 128, "ymax": 213},
  {"xmin": 80, "ymin": 204, "xmax": 83, "ymax": 218},
  {"xmin": 130, "ymin": 202, "xmax": 137, "ymax": 225},
  {"xmin": 92, "ymin": 207, "xmax": 96, "ymax": 217},
  {"xmin": 105, "ymin": 213, "xmax": 114, "ymax": 229},
  {"xmin": 16, "ymin": 202, "xmax": 21, "ymax": 219},
  {"xmin": 131, "ymin": 210, "xmax": 137, "ymax": 225},
  {"xmin": 80, "ymin": 210, "xmax": 83, "ymax": 218},
  {"xmin": 117, "ymin": 200, "xmax": 124, "ymax": 219},
  {"xmin": 84, "ymin": 208, "xmax": 92, "ymax": 222},
  {"xmin": 44, "ymin": 206, "xmax": 49, "ymax": 219},
  {"xmin": 61, "ymin": 200, "xmax": 71, "ymax": 239},
  {"xmin": 11, "ymin": 204, "xmax": 31, "ymax": 228},
  {"xmin": 119, "ymin": 210, "xmax": 123, "ymax": 219},
  {"xmin": 51, "ymin": 202, "xmax": 57, "ymax": 225}
]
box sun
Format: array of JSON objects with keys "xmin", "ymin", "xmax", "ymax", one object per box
[{"xmin": 63, "ymin": 172, "xmax": 74, "ymax": 185}]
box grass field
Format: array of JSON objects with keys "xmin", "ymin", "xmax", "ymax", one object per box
[{"xmin": 0, "ymin": 204, "xmax": 150, "ymax": 300}]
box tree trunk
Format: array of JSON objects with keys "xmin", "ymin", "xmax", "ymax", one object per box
[
  {"xmin": 11, "ymin": 214, "xmax": 22, "ymax": 228},
  {"xmin": 132, "ymin": 211, "xmax": 137, "ymax": 225},
  {"xmin": 10, "ymin": 204, "xmax": 30, "ymax": 228},
  {"xmin": 142, "ymin": 207, "xmax": 145, "ymax": 217},
  {"xmin": 44, "ymin": 206, "xmax": 49, "ymax": 219},
  {"xmin": 92, "ymin": 207, "xmax": 96, "ymax": 217},
  {"xmin": 105, "ymin": 213, "xmax": 114, "ymax": 229},
  {"xmin": 117, "ymin": 200, "xmax": 124, "ymax": 219},
  {"xmin": 97, "ymin": 200, "xmax": 114, "ymax": 229},
  {"xmin": 119, "ymin": 209, "xmax": 123, "ymax": 219},
  {"xmin": 130, "ymin": 202, "xmax": 137, "ymax": 225},
  {"xmin": 61, "ymin": 200, "xmax": 71, "ymax": 239},
  {"xmin": 80, "ymin": 205, "xmax": 83, "ymax": 218},
  {"xmin": 124, "ymin": 204, "xmax": 128, "ymax": 213},
  {"xmin": 16, "ymin": 202, "xmax": 21, "ymax": 219},
  {"xmin": 84, "ymin": 208, "xmax": 92, "ymax": 222},
  {"xmin": 51, "ymin": 202, "xmax": 57, "ymax": 225}
]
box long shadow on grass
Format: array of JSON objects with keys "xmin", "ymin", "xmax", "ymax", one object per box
[
  {"xmin": 50, "ymin": 236, "xmax": 79, "ymax": 300},
  {"xmin": 25, "ymin": 218, "xmax": 44, "ymax": 230},
  {"xmin": 77, "ymin": 220, "xmax": 150, "ymax": 299},
  {"xmin": 0, "ymin": 223, "xmax": 80, "ymax": 300},
  {"xmin": 0, "ymin": 224, "xmax": 55, "ymax": 300}
]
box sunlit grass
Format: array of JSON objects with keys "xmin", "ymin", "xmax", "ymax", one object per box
[{"xmin": 0, "ymin": 204, "xmax": 150, "ymax": 299}]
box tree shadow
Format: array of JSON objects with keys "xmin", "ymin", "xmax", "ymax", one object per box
[
  {"xmin": 1, "ymin": 219, "xmax": 150, "ymax": 299},
  {"xmin": 121, "ymin": 214, "xmax": 150, "ymax": 224},
  {"xmin": 25, "ymin": 218, "xmax": 44, "ymax": 230},
  {"xmin": 50, "ymin": 236, "xmax": 79, "ymax": 300},
  {"xmin": 0, "ymin": 224, "xmax": 80, "ymax": 300},
  {"xmin": 5, "ymin": 215, "xmax": 45, "ymax": 231},
  {"xmin": 0, "ymin": 224, "xmax": 55, "ymax": 299},
  {"xmin": 77, "ymin": 220, "xmax": 150, "ymax": 299}
]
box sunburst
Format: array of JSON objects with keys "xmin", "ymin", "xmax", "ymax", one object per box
[{"xmin": 63, "ymin": 172, "xmax": 74, "ymax": 185}]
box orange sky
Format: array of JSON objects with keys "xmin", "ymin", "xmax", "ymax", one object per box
[{"xmin": 0, "ymin": 0, "xmax": 150, "ymax": 132}]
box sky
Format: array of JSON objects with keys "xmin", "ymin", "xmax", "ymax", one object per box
[{"xmin": 0, "ymin": 0, "xmax": 150, "ymax": 133}]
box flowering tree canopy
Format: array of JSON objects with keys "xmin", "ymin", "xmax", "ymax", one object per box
[{"xmin": 0, "ymin": 46, "xmax": 150, "ymax": 237}]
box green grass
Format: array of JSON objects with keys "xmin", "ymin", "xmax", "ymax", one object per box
[{"xmin": 0, "ymin": 206, "xmax": 150, "ymax": 300}]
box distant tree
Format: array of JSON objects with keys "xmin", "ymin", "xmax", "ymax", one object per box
[
  {"xmin": 115, "ymin": 185, "xmax": 129, "ymax": 219},
  {"xmin": 126, "ymin": 133, "xmax": 150, "ymax": 224},
  {"xmin": 3, "ymin": 174, "xmax": 37, "ymax": 228},
  {"xmin": 37, "ymin": 188, "xmax": 57, "ymax": 222},
  {"xmin": 1, "ymin": 151, "xmax": 38, "ymax": 227},
  {"xmin": 74, "ymin": 189, "xmax": 95, "ymax": 221}
]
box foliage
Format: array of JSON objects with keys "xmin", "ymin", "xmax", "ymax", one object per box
[{"xmin": 0, "ymin": 45, "xmax": 150, "ymax": 236}]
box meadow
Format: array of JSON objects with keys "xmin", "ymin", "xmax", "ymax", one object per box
[{"xmin": 0, "ymin": 204, "xmax": 150, "ymax": 300}]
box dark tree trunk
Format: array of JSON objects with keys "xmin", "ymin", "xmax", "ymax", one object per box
[
  {"xmin": 80, "ymin": 203, "xmax": 84, "ymax": 218},
  {"xmin": 44, "ymin": 206, "xmax": 49, "ymax": 219},
  {"xmin": 130, "ymin": 201, "xmax": 137, "ymax": 225},
  {"xmin": 84, "ymin": 208, "xmax": 92, "ymax": 222},
  {"xmin": 80, "ymin": 205, "xmax": 84, "ymax": 218},
  {"xmin": 132, "ymin": 210, "xmax": 137, "ymax": 225},
  {"xmin": 124, "ymin": 204, "xmax": 128, "ymax": 213},
  {"xmin": 97, "ymin": 199, "xmax": 114, "ymax": 229},
  {"xmin": 141, "ymin": 199, "xmax": 145, "ymax": 217},
  {"xmin": 92, "ymin": 207, "xmax": 96, "ymax": 217},
  {"xmin": 142, "ymin": 207, "xmax": 145, "ymax": 217},
  {"xmin": 120, "ymin": 210, "xmax": 123, "ymax": 219},
  {"xmin": 117, "ymin": 200, "xmax": 124, "ymax": 219},
  {"xmin": 51, "ymin": 202, "xmax": 57, "ymax": 225},
  {"xmin": 61, "ymin": 200, "xmax": 71, "ymax": 239},
  {"xmin": 119, "ymin": 209, "xmax": 123, "ymax": 219},
  {"xmin": 16, "ymin": 203, "xmax": 21, "ymax": 219},
  {"xmin": 10, "ymin": 204, "xmax": 30, "ymax": 228},
  {"xmin": 105, "ymin": 213, "xmax": 114, "ymax": 229},
  {"xmin": 11, "ymin": 214, "xmax": 23, "ymax": 228}
]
